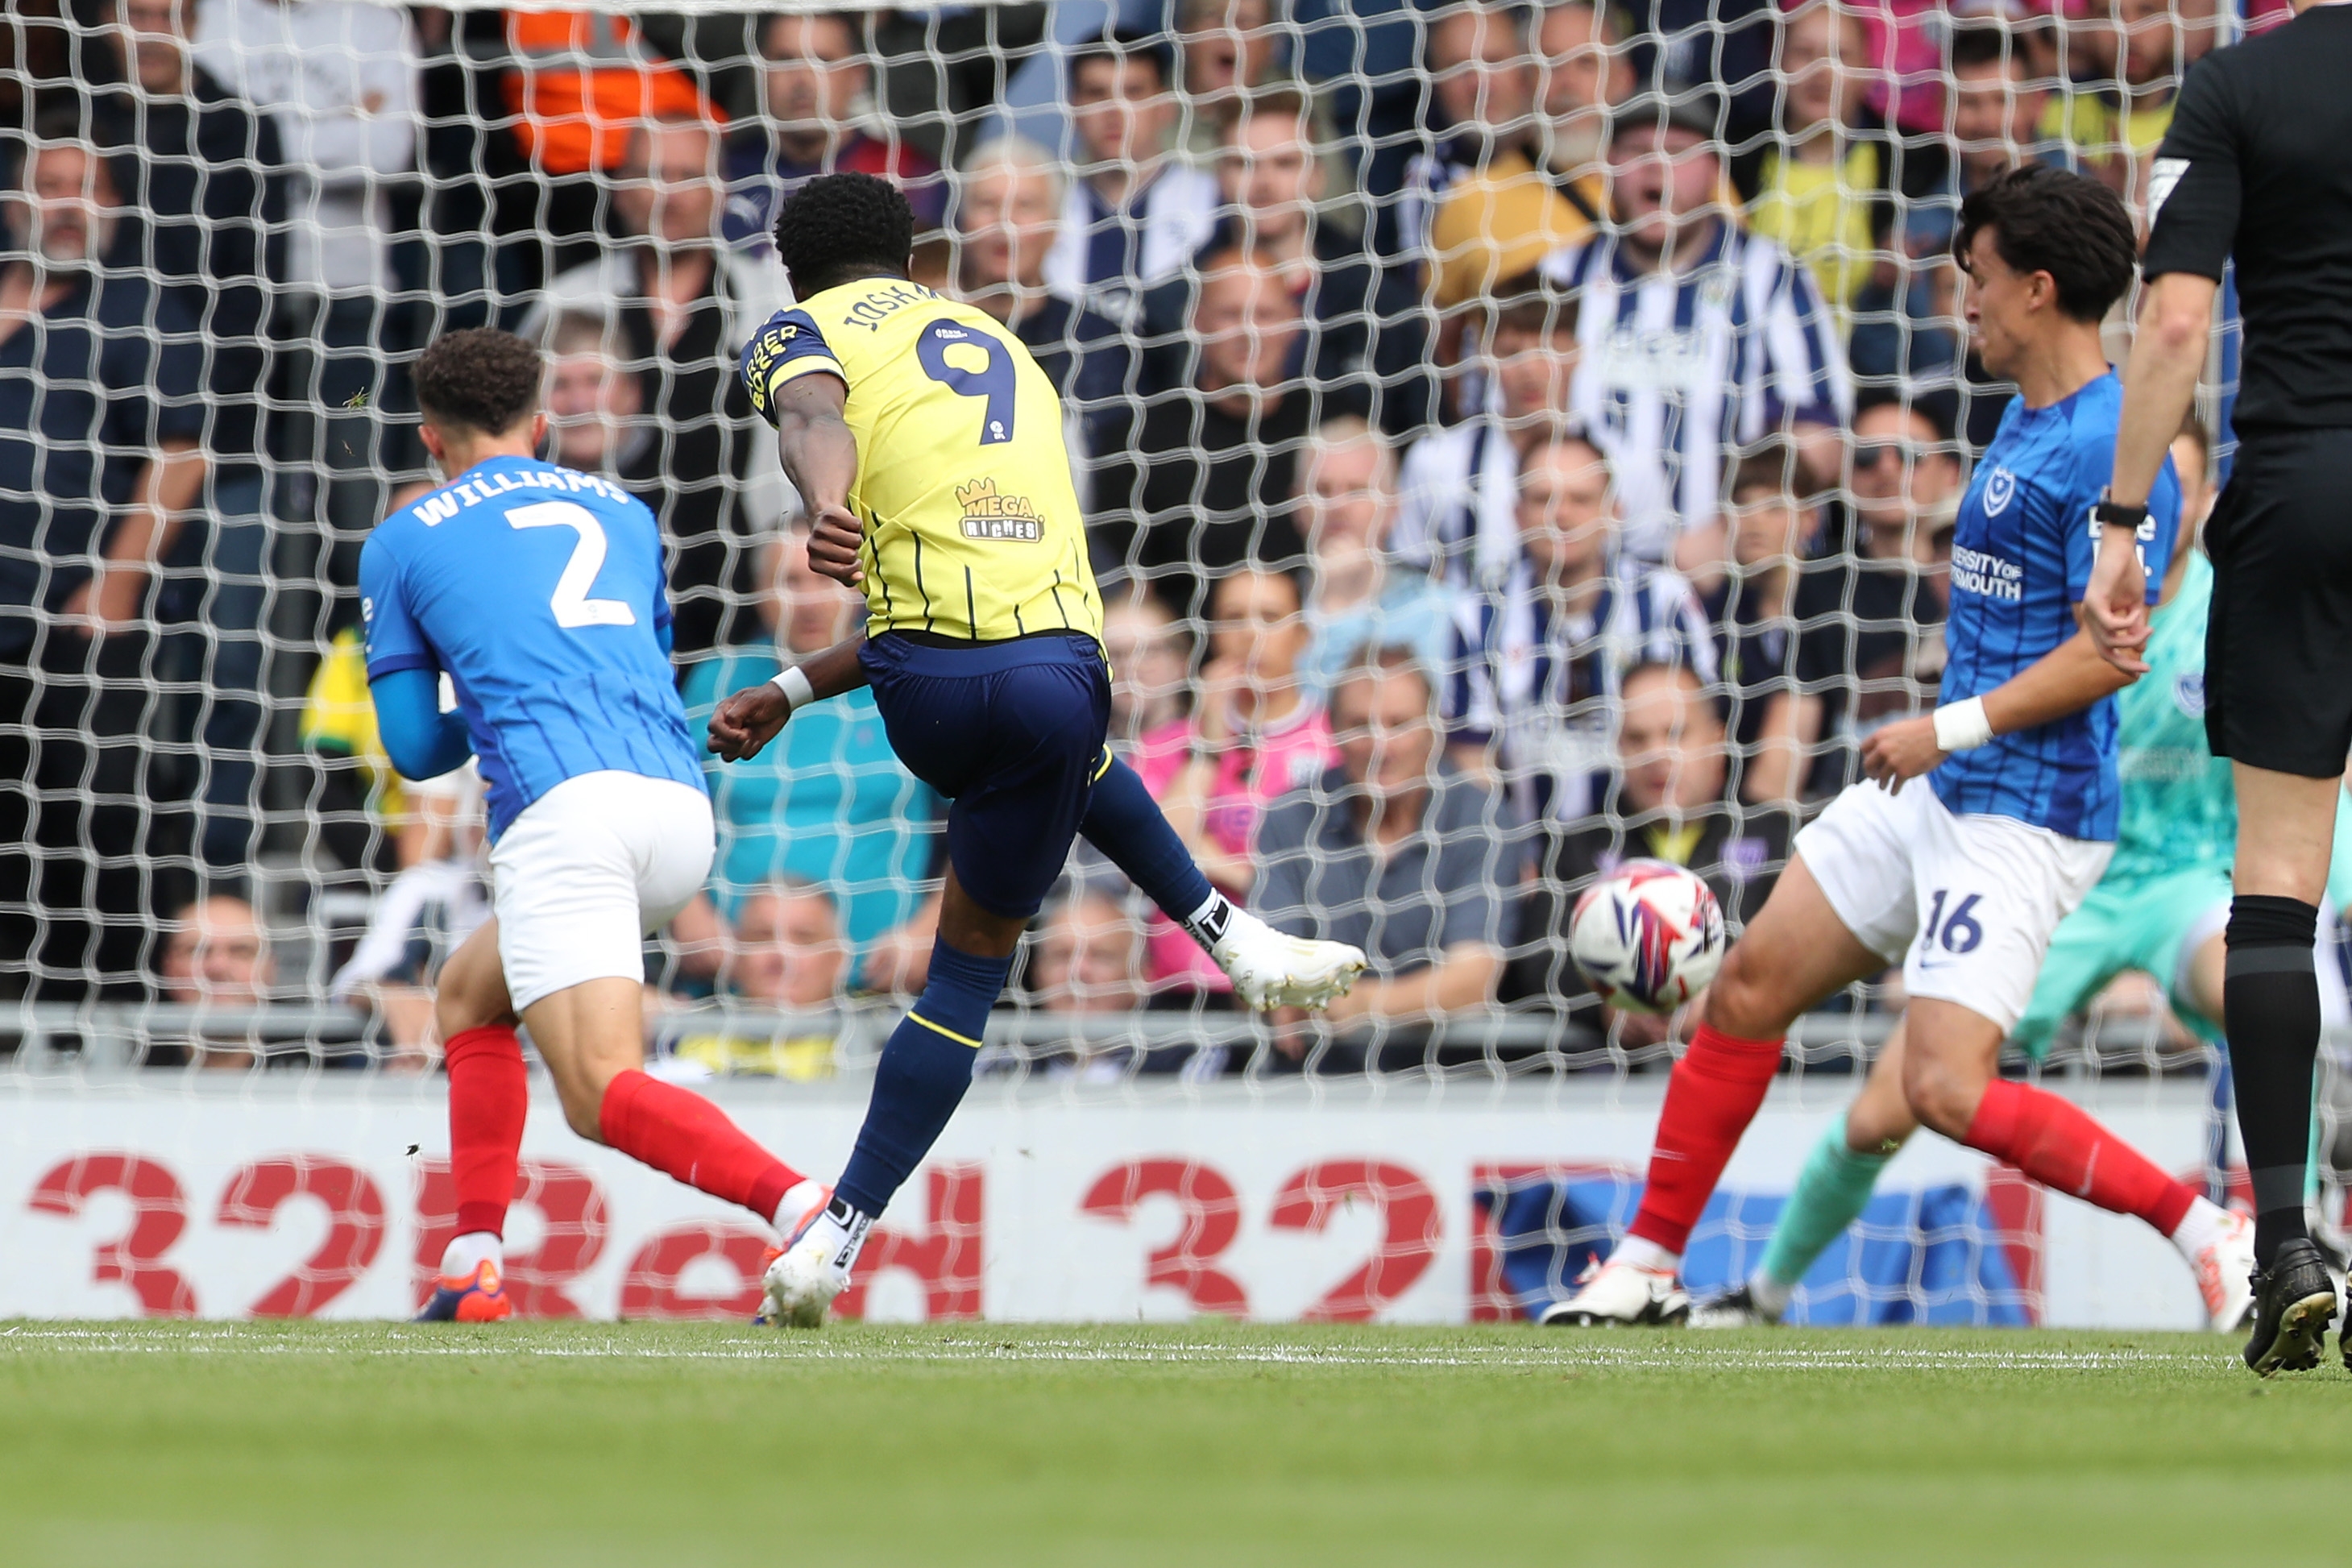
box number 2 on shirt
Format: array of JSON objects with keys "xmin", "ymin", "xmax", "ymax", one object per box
[
  {"xmin": 507, "ymin": 500, "xmax": 637, "ymax": 630},
  {"xmin": 916, "ymin": 319, "xmax": 1017, "ymax": 446}
]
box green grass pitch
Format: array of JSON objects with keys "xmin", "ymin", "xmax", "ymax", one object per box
[{"xmin": 1, "ymin": 1321, "xmax": 2337, "ymax": 1566}]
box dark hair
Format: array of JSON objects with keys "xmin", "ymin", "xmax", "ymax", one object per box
[
  {"xmin": 1516, "ymin": 414, "xmax": 1611, "ymax": 473},
  {"xmin": 1947, "ymin": 26, "xmax": 2020, "ymax": 74},
  {"xmin": 1620, "ymin": 658, "xmax": 1710, "ymax": 702},
  {"xmin": 1069, "ymin": 26, "xmax": 1173, "ymax": 89},
  {"xmin": 1425, "ymin": 1, "xmax": 1533, "ymax": 61},
  {"xmin": 772, "ymin": 171, "xmax": 914, "ymax": 296},
  {"xmin": 414, "ymin": 328, "xmax": 541, "ymax": 436},
  {"xmin": 1225, "ymin": 83, "xmax": 1315, "ymax": 143},
  {"xmin": 1955, "ymin": 164, "xmax": 2137, "ymax": 324},
  {"xmin": 1210, "ymin": 561, "xmax": 1308, "ymax": 617},
  {"xmin": 1191, "ymin": 243, "xmax": 1278, "ymax": 292},
  {"xmin": 1852, "ymin": 385, "xmax": 1959, "ymax": 447},
  {"xmin": 1726, "ymin": 441, "xmax": 1801, "ymax": 502},
  {"xmin": 760, "ymin": 9, "xmax": 864, "ymax": 60},
  {"xmin": 1488, "ymin": 268, "xmax": 1579, "ymax": 339}
]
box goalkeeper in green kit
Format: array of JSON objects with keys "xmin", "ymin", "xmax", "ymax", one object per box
[{"xmin": 1696, "ymin": 421, "xmax": 2352, "ymax": 1329}]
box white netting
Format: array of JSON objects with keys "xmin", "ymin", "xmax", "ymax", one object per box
[{"xmin": 0, "ymin": 0, "xmax": 2319, "ymax": 1321}]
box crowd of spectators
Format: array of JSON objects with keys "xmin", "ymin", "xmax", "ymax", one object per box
[{"xmin": 0, "ymin": 0, "xmax": 2255, "ymax": 1072}]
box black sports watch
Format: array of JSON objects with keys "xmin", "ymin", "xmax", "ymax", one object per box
[{"xmin": 2092, "ymin": 492, "xmax": 2150, "ymax": 535}]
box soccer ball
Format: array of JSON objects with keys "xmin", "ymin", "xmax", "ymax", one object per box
[{"xmin": 1566, "ymin": 859, "xmax": 1727, "ymax": 1014}]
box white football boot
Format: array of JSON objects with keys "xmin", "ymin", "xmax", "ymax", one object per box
[
  {"xmin": 758, "ymin": 1201, "xmax": 866, "ymax": 1329},
  {"xmin": 1538, "ymin": 1256, "xmax": 1690, "ymax": 1327},
  {"xmin": 2191, "ymin": 1209, "xmax": 2259, "ymax": 1334},
  {"xmin": 1211, "ymin": 906, "xmax": 1367, "ymax": 1011}
]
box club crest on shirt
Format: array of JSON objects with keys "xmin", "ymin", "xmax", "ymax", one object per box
[
  {"xmin": 1982, "ymin": 467, "xmax": 2017, "ymax": 516},
  {"xmin": 956, "ymin": 478, "xmax": 1043, "ymax": 542},
  {"xmin": 2173, "ymin": 671, "xmax": 2207, "ymax": 717}
]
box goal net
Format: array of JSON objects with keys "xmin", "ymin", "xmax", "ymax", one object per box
[{"xmin": 0, "ymin": 0, "xmax": 2301, "ymax": 1325}]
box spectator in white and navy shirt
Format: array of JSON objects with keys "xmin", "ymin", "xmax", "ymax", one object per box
[
  {"xmin": 1044, "ymin": 28, "xmax": 1221, "ymax": 332},
  {"xmin": 1541, "ymin": 85, "xmax": 1850, "ymax": 570},
  {"xmin": 1396, "ymin": 268, "xmax": 1606, "ymax": 590},
  {"xmin": 1446, "ymin": 424, "xmax": 1716, "ymax": 826}
]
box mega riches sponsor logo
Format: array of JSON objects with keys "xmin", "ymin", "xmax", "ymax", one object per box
[
  {"xmin": 956, "ymin": 478, "xmax": 1044, "ymax": 542},
  {"xmin": 1950, "ymin": 543, "xmax": 2022, "ymax": 602}
]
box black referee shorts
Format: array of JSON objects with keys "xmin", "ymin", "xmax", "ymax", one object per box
[{"xmin": 2205, "ymin": 428, "xmax": 2352, "ymax": 778}]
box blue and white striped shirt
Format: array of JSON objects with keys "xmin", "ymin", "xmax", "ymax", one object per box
[
  {"xmin": 1541, "ymin": 221, "xmax": 1852, "ymax": 557},
  {"xmin": 1395, "ymin": 411, "xmax": 1632, "ymax": 589},
  {"xmin": 1932, "ymin": 372, "xmax": 2180, "ymax": 842},
  {"xmin": 1041, "ymin": 164, "xmax": 1222, "ymax": 333},
  {"xmin": 1445, "ymin": 554, "xmax": 1719, "ymax": 823}
]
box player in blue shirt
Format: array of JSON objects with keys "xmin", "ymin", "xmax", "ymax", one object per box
[
  {"xmin": 1553, "ymin": 166, "xmax": 2256, "ymax": 1333},
  {"xmin": 365, "ymin": 330, "xmax": 824, "ymax": 1322}
]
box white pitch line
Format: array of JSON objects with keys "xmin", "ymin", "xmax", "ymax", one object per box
[{"xmin": 0, "ymin": 1325, "xmax": 2223, "ymax": 1374}]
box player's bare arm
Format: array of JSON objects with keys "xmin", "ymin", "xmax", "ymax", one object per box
[
  {"xmin": 769, "ymin": 373, "xmax": 865, "ymax": 588},
  {"xmin": 2091, "ymin": 272, "xmax": 2217, "ymax": 671},
  {"xmin": 706, "ymin": 632, "xmax": 871, "ymax": 761},
  {"xmin": 1863, "ymin": 627, "xmax": 2131, "ymax": 791}
]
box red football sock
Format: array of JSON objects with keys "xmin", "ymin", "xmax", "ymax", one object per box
[
  {"xmin": 1963, "ymin": 1079, "xmax": 2196, "ymax": 1235},
  {"xmin": 597, "ymin": 1068, "xmax": 803, "ymax": 1222},
  {"xmin": 1626, "ymin": 1023, "xmax": 1786, "ymax": 1255},
  {"xmin": 442, "ymin": 1024, "xmax": 527, "ymax": 1239}
]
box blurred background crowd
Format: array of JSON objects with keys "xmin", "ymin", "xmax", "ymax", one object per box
[{"xmin": 0, "ymin": 0, "xmax": 2276, "ymax": 1076}]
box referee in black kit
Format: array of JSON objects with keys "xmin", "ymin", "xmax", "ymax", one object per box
[{"xmin": 2084, "ymin": 0, "xmax": 2352, "ymax": 1376}]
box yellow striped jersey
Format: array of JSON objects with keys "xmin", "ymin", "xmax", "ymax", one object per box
[{"xmin": 739, "ymin": 278, "xmax": 1103, "ymax": 644}]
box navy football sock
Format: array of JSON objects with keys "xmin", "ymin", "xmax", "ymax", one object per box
[
  {"xmin": 834, "ymin": 938, "xmax": 1011, "ymax": 1217},
  {"xmin": 1079, "ymin": 756, "xmax": 1222, "ymax": 943}
]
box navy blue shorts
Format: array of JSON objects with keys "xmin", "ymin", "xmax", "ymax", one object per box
[{"xmin": 860, "ymin": 631, "xmax": 1112, "ymax": 919}]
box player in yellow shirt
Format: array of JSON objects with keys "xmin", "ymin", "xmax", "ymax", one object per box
[
  {"xmin": 736, "ymin": 262, "xmax": 1101, "ymax": 644},
  {"xmin": 709, "ymin": 173, "xmax": 1363, "ymax": 1326}
]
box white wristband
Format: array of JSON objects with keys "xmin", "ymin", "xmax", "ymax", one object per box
[
  {"xmin": 1931, "ymin": 696, "xmax": 1994, "ymax": 753},
  {"xmin": 769, "ymin": 665, "xmax": 816, "ymax": 713}
]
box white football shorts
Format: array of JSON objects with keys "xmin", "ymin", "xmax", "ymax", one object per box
[
  {"xmin": 1794, "ymin": 779, "xmax": 2112, "ymax": 1033},
  {"xmin": 2177, "ymin": 894, "xmax": 2352, "ymax": 1039},
  {"xmin": 487, "ymin": 769, "xmax": 714, "ymax": 1012}
]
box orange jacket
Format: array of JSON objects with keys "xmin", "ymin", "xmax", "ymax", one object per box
[{"xmin": 504, "ymin": 10, "xmax": 716, "ymax": 175}]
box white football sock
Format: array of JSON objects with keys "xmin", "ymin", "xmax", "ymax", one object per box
[
  {"xmin": 1184, "ymin": 890, "xmax": 1240, "ymax": 955},
  {"xmin": 440, "ymin": 1230, "xmax": 501, "ymax": 1280},
  {"xmin": 2167, "ymin": 1195, "xmax": 2237, "ymax": 1262},
  {"xmin": 1746, "ymin": 1269, "xmax": 1793, "ymax": 1321},
  {"xmin": 772, "ymin": 1178, "xmax": 828, "ymax": 1238},
  {"xmin": 799, "ymin": 1197, "xmax": 876, "ymax": 1276},
  {"xmin": 1612, "ymin": 1235, "xmax": 1680, "ymax": 1274}
]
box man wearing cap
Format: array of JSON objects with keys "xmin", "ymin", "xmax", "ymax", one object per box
[{"xmin": 1541, "ymin": 85, "xmax": 1851, "ymax": 572}]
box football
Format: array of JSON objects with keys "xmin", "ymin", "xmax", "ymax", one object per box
[{"xmin": 1566, "ymin": 859, "xmax": 1728, "ymax": 1014}]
